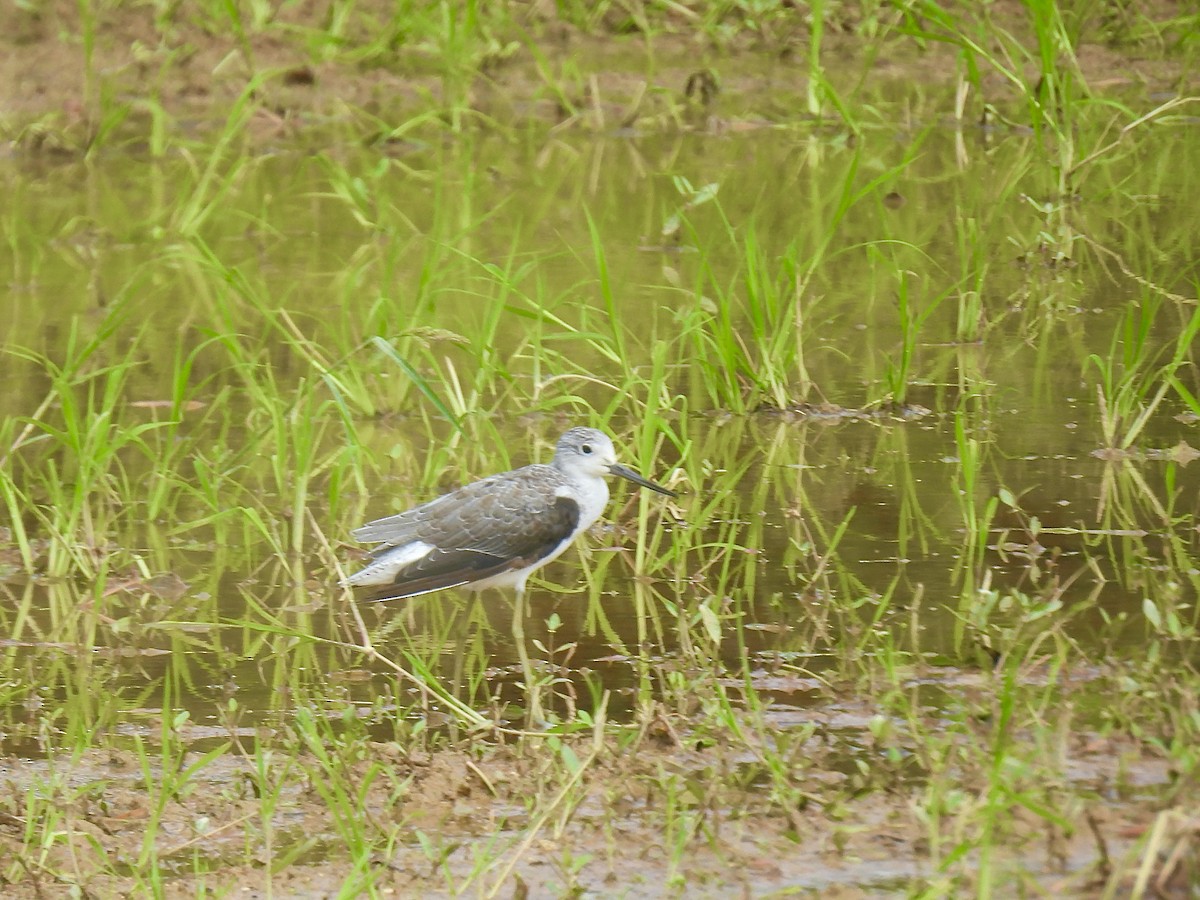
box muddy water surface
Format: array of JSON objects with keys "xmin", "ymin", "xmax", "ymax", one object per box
[{"xmin": 1, "ymin": 23, "xmax": 1198, "ymax": 895}]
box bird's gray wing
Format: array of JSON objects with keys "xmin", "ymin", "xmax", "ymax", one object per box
[
  {"xmin": 352, "ymin": 468, "xmax": 582, "ymax": 602},
  {"xmin": 353, "ymin": 471, "xmax": 521, "ymax": 546},
  {"xmin": 354, "ymin": 467, "xmax": 573, "ymax": 556},
  {"xmin": 359, "ymin": 549, "xmax": 515, "ymax": 602}
]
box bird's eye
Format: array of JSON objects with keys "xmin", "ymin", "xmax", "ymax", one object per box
[{"xmin": 581, "ymin": 443, "xmax": 593, "ymax": 454}]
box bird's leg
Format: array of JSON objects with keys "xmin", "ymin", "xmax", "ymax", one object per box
[
  {"xmin": 448, "ymin": 598, "xmax": 474, "ymax": 704},
  {"xmin": 511, "ymin": 587, "xmax": 544, "ymax": 725}
]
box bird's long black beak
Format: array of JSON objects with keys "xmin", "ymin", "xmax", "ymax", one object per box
[{"xmin": 609, "ymin": 463, "xmax": 677, "ymax": 497}]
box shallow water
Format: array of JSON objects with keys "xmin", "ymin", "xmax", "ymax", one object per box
[{"xmin": 2, "ymin": 94, "xmax": 1199, "ymax": 742}]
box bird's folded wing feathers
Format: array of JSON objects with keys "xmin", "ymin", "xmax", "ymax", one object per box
[
  {"xmin": 359, "ymin": 548, "xmax": 515, "ymax": 602},
  {"xmin": 353, "ymin": 468, "xmax": 579, "ymax": 559},
  {"xmin": 348, "ymin": 467, "xmax": 584, "ymax": 601}
]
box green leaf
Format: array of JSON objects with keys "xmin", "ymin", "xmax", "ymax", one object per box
[
  {"xmin": 370, "ymin": 336, "xmax": 461, "ymax": 432},
  {"xmin": 699, "ymin": 603, "xmax": 722, "ymax": 644}
]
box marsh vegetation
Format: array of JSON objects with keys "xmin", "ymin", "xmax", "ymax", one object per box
[{"xmin": 1, "ymin": 0, "xmax": 1199, "ymax": 895}]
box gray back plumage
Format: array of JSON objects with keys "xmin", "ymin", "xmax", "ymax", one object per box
[{"xmin": 353, "ymin": 466, "xmax": 578, "ymax": 559}]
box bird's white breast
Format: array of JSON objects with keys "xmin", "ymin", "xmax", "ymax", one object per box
[{"xmin": 557, "ymin": 474, "xmax": 610, "ymax": 541}]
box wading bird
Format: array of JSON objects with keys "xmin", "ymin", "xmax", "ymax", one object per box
[{"xmin": 344, "ymin": 427, "xmax": 676, "ymax": 604}]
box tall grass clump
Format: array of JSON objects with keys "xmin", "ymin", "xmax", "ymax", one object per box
[{"xmin": 1088, "ymin": 293, "xmax": 1200, "ymax": 450}]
